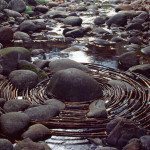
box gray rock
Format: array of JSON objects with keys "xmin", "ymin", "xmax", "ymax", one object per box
[
  {"xmin": 24, "ymin": 0, "xmax": 37, "ymax": 5},
  {"xmin": 0, "ymin": 0, "xmax": 8, "ymax": 11},
  {"xmin": 0, "ymin": 112, "xmax": 30, "ymax": 136},
  {"xmin": 24, "ymin": 105, "xmax": 60, "ymax": 121},
  {"xmin": 76, "ymin": 6, "xmax": 87, "ymax": 11},
  {"xmin": 14, "ymin": 138, "xmax": 51, "ymax": 150},
  {"xmin": 118, "ymin": 52, "xmax": 139, "ymax": 70},
  {"xmin": 0, "ymin": 47, "xmax": 31, "ymax": 75},
  {"xmin": 47, "ymin": 2, "xmax": 59, "ymax": 8},
  {"xmin": 140, "ymin": 135, "xmax": 150, "ymax": 150},
  {"xmin": 106, "ymin": 12, "xmax": 128, "ymax": 27},
  {"xmin": 19, "ymin": 20, "xmax": 37, "ymax": 33},
  {"xmin": 0, "ymin": 139, "xmax": 13, "ymax": 150},
  {"xmin": 141, "ymin": 46, "xmax": 150, "ymax": 56},
  {"xmin": 3, "ymin": 9, "xmax": 22, "ymax": 18},
  {"xmin": 126, "ymin": 22, "xmax": 143, "ymax": 31},
  {"xmin": 94, "ymin": 16, "xmax": 106, "ymax": 26},
  {"xmin": 44, "ymin": 10, "xmax": 69, "ymax": 18},
  {"xmin": 9, "ymin": 70, "xmax": 38, "ymax": 91},
  {"xmin": 123, "ymin": 138, "xmax": 141, "ymax": 150},
  {"xmin": 22, "ymin": 124, "xmax": 50, "ymax": 141},
  {"xmin": 8, "ymin": 0, "xmax": 26, "ymax": 13},
  {"xmin": 35, "ymin": 5, "xmax": 49, "ymax": 13},
  {"xmin": 46, "ymin": 68, "xmax": 103, "ymax": 102},
  {"xmin": 0, "ymin": 26, "xmax": 13, "ymax": 46},
  {"xmin": 3, "ymin": 99, "xmax": 30, "ymax": 112},
  {"xmin": 63, "ymin": 16, "xmax": 82, "ymax": 26},
  {"xmin": 128, "ymin": 64, "xmax": 150, "ymax": 78},
  {"xmin": 48, "ymin": 59, "xmax": 90, "ymax": 73},
  {"xmin": 44, "ymin": 99, "xmax": 65, "ymax": 110},
  {"xmin": 14, "ymin": 31, "xmax": 31, "ymax": 42},
  {"xmin": 87, "ymin": 100, "xmax": 107, "ymax": 118},
  {"xmin": 96, "ymin": 146, "xmax": 118, "ymax": 150}
]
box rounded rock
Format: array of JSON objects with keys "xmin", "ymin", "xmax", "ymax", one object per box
[
  {"xmin": 0, "ymin": 139, "xmax": 13, "ymax": 150},
  {"xmin": 63, "ymin": 16, "xmax": 82, "ymax": 26},
  {"xmin": 46, "ymin": 68, "xmax": 103, "ymax": 102}
]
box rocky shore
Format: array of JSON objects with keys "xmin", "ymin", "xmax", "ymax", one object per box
[{"xmin": 0, "ymin": 0, "xmax": 149, "ymax": 149}]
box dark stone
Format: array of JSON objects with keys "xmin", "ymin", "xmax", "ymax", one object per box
[
  {"xmin": 141, "ymin": 46, "xmax": 150, "ymax": 56},
  {"xmin": 128, "ymin": 64, "xmax": 150, "ymax": 78},
  {"xmin": 47, "ymin": 2, "xmax": 59, "ymax": 8},
  {"xmin": 14, "ymin": 138, "xmax": 51, "ymax": 150},
  {"xmin": 48, "ymin": 59, "xmax": 90, "ymax": 73},
  {"xmin": 0, "ymin": 47, "xmax": 31, "ymax": 75},
  {"xmin": 87, "ymin": 100, "xmax": 107, "ymax": 118},
  {"xmin": 76, "ymin": 6, "xmax": 87, "ymax": 11},
  {"xmin": 93, "ymin": 28, "xmax": 110, "ymax": 35},
  {"xmin": 22, "ymin": 124, "xmax": 50, "ymax": 141},
  {"xmin": 0, "ymin": 0, "xmax": 8, "ymax": 11},
  {"xmin": 0, "ymin": 112, "xmax": 30, "ymax": 136},
  {"xmin": 0, "ymin": 26, "xmax": 13, "ymax": 46},
  {"xmin": 63, "ymin": 16, "xmax": 82, "ymax": 26},
  {"xmin": 3, "ymin": 9, "xmax": 22, "ymax": 18},
  {"xmin": 123, "ymin": 138, "xmax": 141, "ymax": 150},
  {"xmin": 3, "ymin": 99, "xmax": 30, "ymax": 112},
  {"xmin": 33, "ymin": 60, "xmax": 49, "ymax": 69},
  {"xmin": 118, "ymin": 52, "xmax": 139, "ymax": 70},
  {"xmin": 19, "ymin": 20, "xmax": 37, "ymax": 33},
  {"xmin": 106, "ymin": 12, "xmax": 128, "ymax": 27},
  {"xmin": 0, "ymin": 139, "xmax": 13, "ymax": 150},
  {"xmin": 24, "ymin": 105, "xmax": 60, "ymax": 121},
  {"xmin": 0, "ymin": 98, "xmax": 6, "ymax": 107},
  {"xmin": 9, "ymin": 70, "xmax": 38, "ymax": 91},
  {"xmin": 44, "ymin": 99, "xmax": 65, "ymax": 110},
  {"xmin": 14, "ymin": 31, "xmax": 31, "ymax": 42},
  {"xmin": 140, "ymin": 135, "xmax": 150, "ymax": 150},
  {"xmin": 25, "ymin": 0, "xmax": 37, "ymax": 6},
  {"xmin": 35, "ymin": 5, "xmax": 49, "ymax": 13},
  {"xmin": 94, "ymin": 16, "xmax": 106, "ymax": 26},
  {"xmin": 46, "ymin": 68, "xmax": 103, "ymax": 102},
  {"xmin": 126, "ymin": 23, "xmax": 143, "ymax": 31},
  {"xmin": 107, "ymin": 119, "xmax": 146, "ymax": 148},
  {"xmin": 128, "ymin": 36, "xmax": 142, "ymax": 45},
  {"xmin": 8, "ymin": 0, "xmax": 26, "ymax": 13}
]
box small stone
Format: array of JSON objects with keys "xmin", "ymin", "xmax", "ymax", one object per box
[
  {"xmin": 141, "ymin": 46, "xmax": 150, "ymax": 56},
  {"xmin": 0, "ymin": 139, "xmax": 13, "ymax": 150},
  {"xmin": 63, "ymin": 16, "xmax": 82, "ymax": 26}
]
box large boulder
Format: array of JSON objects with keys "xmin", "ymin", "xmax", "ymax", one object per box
[
  {"xmin": 3, "ymin": 9, "xmax": 22, "ymax": 18},
  {"xmin": 0, "ymin": 112, "xmax": 30, "ymax": 136},
  {"xmin": 22, "ymin": 124, "xmax": 50, "ymax": 141},
  {"xmin": 9, "ymin": 70, "xmax": 38, "ymax": 91},
  {"xmin": 0, "ymin": 47, "xmax": 31, "ymax": 75},
  {"xmin": 0, "ymin": 26, "xmax": 13, "ymax": 46},
  {"xmin": 0, "ymin": 139, "xmax": 13, "ymax": 150},
  {"xmin": 24, "ymin": 105, "xmax": 60, "ymax": 121},
  {"xmin": 63, "ymin": 16, "xmax": 82, "ymax": 26},
  {"xmin": 46, "ymin": 68, "xmax": 103, "ymax": 102},
  {"xmin": 48, "ymin": 59, "xmax": 90, "ymax": 73},
  {"xmin": 8, "ymin": 0, "xmax": 26, "ymax": 13}
]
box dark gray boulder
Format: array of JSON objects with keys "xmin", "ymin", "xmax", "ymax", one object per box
[
  {"xmin": 0, "ymin": 0, "xmax": 8, "ymax": 11},
  {"xmin": 22, "ymin": 124, "xmax": 50, "ymax": 141},
  {"xmin": 87, "ymin": 100, "xmax": 107, "ymax": 118},
  {"xmin": 14, "ymin": 138, "xmax": 51, "ymax": 150},
  {"xmin": 48, "ymin": 59, "xmax": 90, "ymax": 73},
  {"xmin": 118, "ymin": 52, "xmax": 139, "ymax": 70},
  {"xmin": 106, "ymin": 12, "xmax": 128, "ymax": 27},
  {"xmin": 24, "ymin": 105, "xmax": 60, "ymax": 121},
  {"xmin": 0, "ymin": 98, "xmax": 6, "ymax": 107},
  {"xmin": 63, "ymin": 16, "xmax": 82, "ymax": 26},
  {"xmin": 0, "ymin": 139, "xmax": 13, "ymax": 150},
  {"xmin": 0, "ymin": 26, "xmax": 13, "ymax": 46},
  {"xmin": 14, "ymin": 31, "xmax": 31, "ymax": 42},
  {"xmin": 3, "ymin": 9, "xmax": 22, "ymax": 18},
  {"xmin": 0, "ymin": 112, "xmax": 30, "ymax": 136},
  {"xmin": 94, "ymin": 16, "xmax": 106, "ymax": 26},
  {"xmin": 46, "ymin": 68, "xmax": 103, "ymax": 102},
  {"xmin": 35, "ymin": 5, "xmax": 49, "ymax": 13},
  {"xmin": 3, "ymin": 99, "xmax": 30, "ymax": 112},
  {"xmin": 9, "ymin": 70, "xmax": 38, "ymax": 91},
  {"xmin": 128, "ymin": 64, "xmax": 150, "ymax": 78},
  {"xmin": 19, "ymin": 20, "xmax": 37, "ymax": 33},
  {"xmin": 8, "ymin": 0, "xmax": 26, "ymax": 13}
]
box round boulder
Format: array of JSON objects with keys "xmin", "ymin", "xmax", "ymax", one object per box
[
  {"xmin": 46, "ymin": 68, "xmax": 103, "ymax": 102},
  {"xmin": 9, "ymin": 70, "xmax": 38, "ymax": 91},
  {"xmin": 63, "ymin": 16, "xmax": 82, "ymax": 26},
  {"xmin": 0, "ymin": 112, "xmax": 30, "ymax": 136},
  {"xmin": 94, "ymin": 16, "xmax": 106, "ymax": 26},
  {"xmin": 48, "ymin": 59, "xmax": 90, "ymax": 73}
]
